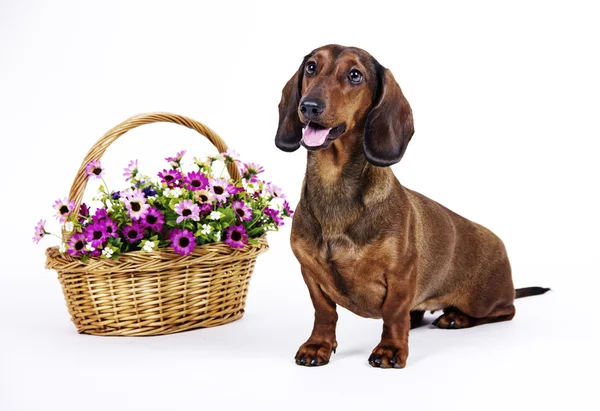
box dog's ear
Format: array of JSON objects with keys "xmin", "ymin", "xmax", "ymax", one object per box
[
  {"xmin": 363, "ymin": 63, "xmax": 414, "ymax": 167},
  {"xmin": 275, "ymin": 56, "xmax": 309, "ymax": 152}
]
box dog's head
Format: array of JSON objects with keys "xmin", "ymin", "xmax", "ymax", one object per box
[{"xmin": 275, "ymin": 44, "xmax": 414, "ymax": 167}]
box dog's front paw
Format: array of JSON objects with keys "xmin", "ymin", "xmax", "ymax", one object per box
[
  {"xmin": 368, "ymin": 344, "xmax": 407, "ymax": 369},
  {"xmin": 295, "ymin": 341, "xmax": 337, "ymax": 367}
]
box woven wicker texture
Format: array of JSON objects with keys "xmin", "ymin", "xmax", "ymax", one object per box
[{"xmin": 45, "ymin": 113, "xmax": 269, "ymax": 336}]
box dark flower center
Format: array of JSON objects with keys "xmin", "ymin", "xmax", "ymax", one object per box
[
  {"xmin": 59, "ymin": 205, "xmax": 69, "ymax": 215},
  {"xmin": 131, "ymin": 202, "xmax": 141, "ymax": 212},
  {"xmin": 93, "ymin": 167, "xmax": 102, "ymax": 175},
  {"xmin": 214, "ymin": 186, "xmax": 224, "ymax": 195},
  {"xmin": 127, "ymin": 230, "xmax": 139, "ymax": 239},
  {"xmin": 191, "ymin": 180, "xmax": 201, "ymax": 187},
  {"xmin": 182, "ymin": 209, "xmax": 192, "ymax": 217},
  {"xmin": 106, "ymin": 226, "xmax": 113, "ymax": 233},
  {"xmin": 93, "ymin": 230, "xmax": 102, "ymax": 240},
  {"xmin": 146, "ymin": 215, "xmax": 157, "ymax": 224},
  {"xmin": 200, "ymin": 194, "xmax": 208, "ymax": 202},
  {"xmin": 165, "ymin": 175, "xmax": 174, "ymax": 182},
  {"xmin": 231, "ymin": 230, "xmax": 242, "ymax": 241},
  {"xmin": 236, "ymin": 208, "xmax": 245, "ymax": 217},
  {"xmin": 179, "ymin": 237, "xmax": 190, "ymax": 247},
  {"xmin": 75, "ymin": 240, "xmax": 84, "ymax": 251}
]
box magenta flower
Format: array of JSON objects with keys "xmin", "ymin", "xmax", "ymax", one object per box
[
  {"xmin": 184, "ymin": 171, "xmax": 209, "ymax": 191},
  {"xmin": 225, "ymin": 225, "xmax": 248, "ymax": 249},
  {"xmin": 222, "ymin": 149, "xmax": 240, "ymax": 163},
  {"xmin": 123, "ymin": 159, "xmax": 139, "ymax": 182},
  {"xmin": 208, "ymin": 178, "xmax": 231, "ymax": 203},
  {"xmin": 84, "ymin": 221, "xmax": 108, "ymax": 248},
  {"xmin": 85, "ymin": 160, "xmax": 104, "ymax": 180},
  {"xmin": 158, "ymin": 169, "xmax": 183, "ymax": 188},
  {"xmin": 33, "ymin": 219, "xmax": 46, "ymax": 244},
  {"xmin": 232, "ymin": 200, "xmax": 252, "ymax": 221},
  {"xmin": 67, "ymin": 233, "xmax": 87, "ymax": 257},
  {"xmin": 103, "ymin": 218, "xmax": 119, "ymax": 238},
  {"xmin": 227, "ymin": 185, "xmax": 245, "ymax": 195},
  {"xmin": 165, "ymin": 150, "xmax": 186, "ymax": 166},
  {"xmin": 78, "ymin": 203, "xmax": 90, "ymax": 223},
  {"xmin": 282, "ymin": 201, "xmax": 294, "ymax": 217},
  {"xmin": 264, "ymin": 207, "xmax": 284, "ymax": 226},
  {"xmin": 170, "ymin": 228, "xmax": 196, "ymax": 255},
  {"xmin": 140, "ymin": 207, "xmax": 164, "ymax": 232},
  {"xmin": 199, "ymin": 203, "xmax": 212, "ymax": 216},
  {"xmin": 241, "ymin": 162, "xmax": 264, "ymax": 183},
  {"xmin": 53, "ymin": 198, "xmax": 75, "ymax": 223},
  {"xmin": 265, "ymin": 182, "xmax": 286, "ymax": 199},
  {"xmin": 123, "ymin": 189, "xmax": 150, "ymax": 220},
  {"xmin": 174, "ymin": 200, "xmax": 200, "ymax": 224},
  {"xmin": 92, "ymin": 208, "xmax": 108, "ymax": 223},
  {"xmin": 122, "ymin": 222, "xmax": 144, "ymax": 243}
]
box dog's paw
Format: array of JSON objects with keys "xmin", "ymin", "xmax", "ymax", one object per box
[
  {"xmin": 432, "ymin": 310, "xmax": 473, "ymax": 329},
  {"xmin": 368, "ymin": 344, "xmax": 407, "ymax": 369},
  {"xmin": 295, "ymin": 341, "xmax": 337, "ymax": 367}
]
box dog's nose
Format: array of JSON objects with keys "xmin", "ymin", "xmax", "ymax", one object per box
[{"xmin": 300, "ymin": 98, "xmax": 325, "ymax": 120}]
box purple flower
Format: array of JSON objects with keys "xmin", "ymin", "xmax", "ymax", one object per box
[
  {"xmin": 78, "ymin": 203, "xmax": 90, "ymax": 223},
  {"xmin": 170, "ymin": 228, "xmax": 196, "ymax": 255},
  {"xmin": 158, "ymin": 169, "xmax": 183, "ymax": 188},
  {"xmin": 265, "ymin": 182, "xmax": 286, "ymax": 199},
  {"xmin": 208, "ymin": 178, "xmax": 231, "ymax": 203},
  {"xmin": 282, "ymin": 201, "xmax": 294, "ymax": 217},
  {"xmin": 140, "ymin": 207, "xmax": 164, "ymax": 232},
  {"xmin": 123, "ymin": 189, "xmax": 150, "ymax": 220},
  {"xmin": 53, "ymin": 198, "xmax": 75, "ymax": 223},
  {"xmin": 241, "ymin": 162, "xmax": 264, "ymax": 183},
  {"xmin": 84, "ymin": 221, "xmax": 108, "ymax": 248},
  {"xmin": 103, "ymin": 218, "xmax": 119, "ymax": 238},
  {"xmin": 224, "ymin": 225, "xmax": 248, "ymax": 249},
  {"xmin": 92, "ymin": 208, "xmax": 108, "ymax": 223},
  {"xmin": 199, "ymin": 203, "xmax": 212, "ymax": 216},
  {"xmin": 264, "ymin": 207, "xmax": 284, "ymax": 226},
  {"xmin": 111, "ymin": 191, "xmax": 121, "ymax": 200},
  {"xmin": 142, "ymin": 186, "xmax": 157, "ymax": 197},
  {"xmin": 221, "ymin": 149, "xmax": 240, "ymax": 163},
  {"xmin": 67, "ymin": 233, "xmax": 87, "ymax": 257},
  {"xmin": 33, "ymin": 219, "xmax": 46, "ymax": 244},
  {"xmin": 165, "ymin": 150, "xmax": 186, "ymax": 166},
  {"xmin": 123, "ymin": 159, "xmax": 139, "ymax": 182},
  {"xmin": 184, "ymin": 171, "xmax": 209, "ymax": 191},
  {"xmin": 85, "ymin": 160, "xmax": 104, "ymax": 179},
  {"xmin": 227, "ymin": 184, "xmax": 245, "ymax": 195},
  {"xmin": 122, "ymin": 222, "xmax": 144, "ymax": 243},
  {"xmin": 232, "ymin": 200, "xmax": 252, "ymax": 221},
  {"xmin": 174, "ymin": 200, "xmax": 200, "ymax": 224}
]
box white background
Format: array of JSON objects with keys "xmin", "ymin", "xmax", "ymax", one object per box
[{"xmin": 1, "ymin": 1, "xmax": 599, "ymax": 410}]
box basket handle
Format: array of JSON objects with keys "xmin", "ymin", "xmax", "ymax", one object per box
[{"xmin": 66, "ymin": 112, "xmax": 240, "ymax": 236}]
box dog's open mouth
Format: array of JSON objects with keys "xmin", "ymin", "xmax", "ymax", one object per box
[{"xmin": 301, "ymin": 122, "xmax": 346, "ymax": 149}]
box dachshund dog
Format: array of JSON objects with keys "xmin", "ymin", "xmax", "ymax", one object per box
[{"xmin": 275, "ymin": 44, "xmax": 549, "ymax": 369}]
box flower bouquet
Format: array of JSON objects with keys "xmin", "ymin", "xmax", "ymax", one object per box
[{"xmin": 42, "ymin": 112, "xmax": 287, "ymax": 336}]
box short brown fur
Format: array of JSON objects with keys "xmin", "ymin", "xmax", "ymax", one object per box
[{"xmin": 275, "ymin": 45, "xmax": 542, "ymax": 369}]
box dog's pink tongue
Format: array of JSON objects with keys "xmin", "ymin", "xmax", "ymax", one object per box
[{"xmin": 302, "ymin": 123, "xmax": 331, "ymax": 147}]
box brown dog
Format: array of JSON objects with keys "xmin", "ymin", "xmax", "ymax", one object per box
[{"xmin": 275, "ymin": 44, "xmax": 549, "ymax": 369}]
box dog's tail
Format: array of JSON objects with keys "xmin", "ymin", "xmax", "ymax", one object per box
[{"xmin": 515, "ymin": 287, "xmax": 551, "ymax": 299}]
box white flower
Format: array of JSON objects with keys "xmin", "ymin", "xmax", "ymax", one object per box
[
  {"xmin": 59, "ymin": 242, "xmax": 67, "ymax": 253},
  {"xmin": 102, "ymin": 247, "xmax": 114, "ymax": 258},
  {"xmin": 209, "ymin": 154, "xmax": 225, "ymax": 162},
  {"xmin": 201, "ymin": 224, "xmax": 212, "ymax": 235},
  {"xmin": 214, "ymin": 231, "xmax": 221, "ymax": 241},
  {"xmin": 165, "ymin": 187, "xmax": 183, "ymax": 198},
  {"xmin": 85, "ymin": 243, "xmax": 95, "ymax": 252},
  {"xmin": 64, "ymin": 221, "xmax": 74, "ymax": 233},
  {"xmin": 142, "ymin": 241, "xmax": 155, "ymax": 252},
  {"xmin": 106, "ymin": 203, "xmax": 113, "ymax": 212},
  {"xmin": 209, "ymin": 211, "xmax": 222, "ymax": 220}
]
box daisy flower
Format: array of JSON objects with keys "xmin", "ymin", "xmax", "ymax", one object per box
[
  {"xmin": 199, "ymin": 203, "xmax": 213, "ymax": 216},
  {"xmin": 78, "ymin": 203, "xmax": 90, "ymax": 223},
  {"xmin": 92, "ymin": 208, "xmax": 108, "ymax": 223},
  {"xmin": 32, "ymin": 219, "xmax": 46, "ymax": 244},
  {"xmin": 53, "ymin": 198, "xmax": 75, "ymax": 223},
  {"xmin": 265, "ymin": 182, "xmax": 286, "ymax": 199},
  {"xmin": 227, "ymin": 184, "xmax": 245, "ymax": 195},
  {"xmin": 123, "ymin": 159, "xmax": 139, "ymax": 182},
  {"xmin": 140, "ymin": 207, "xmax": 164, "ymax": 232},
  {"xmin": 158, "ymin": 169, "xmax": 183, "ymax": 188},
  {"xmin": 170, "ymin": 228, "xmax": 196, "ymax": 256},
  {"xmin": 194, "ymin": 189, "xmax": 212, "ymax": 204},
  {"xmin": 282, "ymin": 201, "xmax": 294, "ymax": 217},
  {"xmin": 84, "ymin": 221, "xmax": 107, "ymax": 247},
  {"xmin": 85, "ymin": 160, "xmax": 104, "ymax": 179},
  {"xmin": 165, "ymin": 150, "xmax": 186, "ymax": 167},
  {"xmin": 208, "ymin": 178, "xmax": 231, "ymax": 203},
  {"xmin": 241, "ymin": 162, "xmax": 264, "ymax": 183},
  {"xmin": 184, "ymin": 170, "xmax": 209, "ymax": 191},
  {"xmin": 103, "ymin": 218, "xmax": 119, "ymax": 238},
  {"xmin": 122, "ymin": 222, "xmax": 144, "ymax": 243},
  {"xmin": 232, "ymin": 200, "xmax": 252, "ymax": 221},
  {"xmin": 174, "ymin": 200, "xmax": 200, "ymax": 224},
  {"xmin": 222, "ymin": 149, "xmax": 240, "ymax": 163},
  {"xmin": 225, "ymin": 225, "xmax": 248, "ymax": 249},
  {"xmin": 67, "ymin": 233, "xmax": 88, "ymax": 257},
  {"xmin": 122, "ymin": 189, "xmax": 150, "ymax": 220},
  {"xmin": 264, "ymin": 207, "xmax": 284, "ymax": 226},
  {"xmin": 193, "ymin": 157, "xmax": 211, "ymax": 171}
]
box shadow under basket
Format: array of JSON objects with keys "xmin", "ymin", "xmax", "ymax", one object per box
[{"xmin": 44, "ymin": 112, "xmax": 269, "ymax": 336}]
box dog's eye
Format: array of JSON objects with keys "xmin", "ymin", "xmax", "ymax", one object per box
[
  {"xmin": 305, "ymin": 62, "xmax": 317, "ymax": 76},
  {"xmin": 348, "ymin": 69, "xmax": 363, "ymax": 84}
]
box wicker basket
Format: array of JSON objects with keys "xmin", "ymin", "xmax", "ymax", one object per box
[{"xmin": 45, "ymin": 112, "xmax": 269, "ymax": 336}]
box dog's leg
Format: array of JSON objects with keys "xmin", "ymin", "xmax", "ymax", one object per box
[
  {"xmin": 410, "ymin": 310, "xmax": 425, "ymax": 329},
  {"xmin": 432, "ymin": 304, "xmax": 516, "ymax": 329},
  {"xmin": 295, "ymin": 268, "xmax": 338, "ymax": 367},
  {"xmin": 369, "ymin": 273, "xmax": 415, "ymax": 369}
]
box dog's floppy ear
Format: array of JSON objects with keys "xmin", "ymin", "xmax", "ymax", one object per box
[
  {"xmin": 363, "ymin": 62, "xmax": 414, "ymax": 167},
  {"xmin": 275, "ymin": 56, "xmax": 309, "ymax": 152}
]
